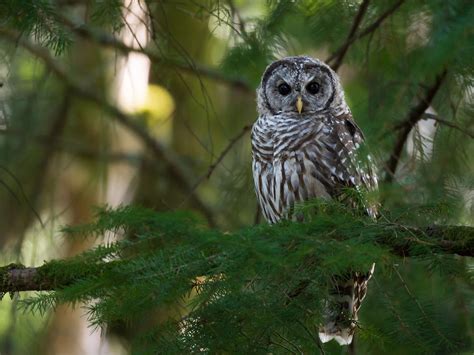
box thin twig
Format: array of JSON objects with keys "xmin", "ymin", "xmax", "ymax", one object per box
[
  {"xmin": 330, "ymin": 0, "xmax": 370, "ymax": 72},
  {"xmin": 296, "ymin": 320, "xmax": 326, "ymax": 354},
  {"xmin": 269, "ymin": 340, "xmax": 298, "ymax": 354},
  {"xmin": 188, "ymin": 124, "xmax": 252, "ymax": 194},
  {"xmin": 355, "ymin": 0, "xmax": 405, "ymax": 40},
  {"xmin": 373, "ymin": 276, "xmax": 429, "ymax": 351},
  {"xmin": 422, "ymin": 113, "xmax": 474, "ymax": 139},
  {"xmin": 393, "ymin": 266, "xmax": 453, "ymax": 346},
  {"xmin": 384, "ymin": 70, "xmax": 447, "ymax": 183},
  {"xmin": 326, "ymin": 0, "xmax": 405, "ymax": 65},
  {"xmin": 226, "ymin": 0, "xmax": 248, "ymax": 38},
  {"xmin": 273, "ymin": 331, "xmax": 303, "ymax": 354}
]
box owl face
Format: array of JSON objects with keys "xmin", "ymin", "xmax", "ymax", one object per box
[{"xmin": 257, "ymin": 56, "xmax": 342, "ymax": 116}]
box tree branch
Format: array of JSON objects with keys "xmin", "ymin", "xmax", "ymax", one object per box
[
  {"xmin": 423, "ymin": 113, "xmax": 474, "ymax": 139},
  {"xmin": 326, "ymin": 0, "xmax": 405, "ymax": 66},
  {"xmin": 384, "ymin": 70, "xmax": 447, "ymax": 183},
  {"xmin": 377, "ymin": 223, "xmax": 473, "ymax": 258},
  {"xmin": 330, "ymin": 0, "xmax": 370, "ymax": 72},
  {"xmin": 0, "ymin": 28, "xmax": 217, "ymax": 227},
  {"xmin": 1, "ymin": 223, "xmax": 472, "ymax": 293},
  {"xmin": 0, "ymin": 266, "xmax": 58, "ymax": 293},
  {"xmin": 59, "ymin": 15, "xmax": 252, "ymax": 91}
]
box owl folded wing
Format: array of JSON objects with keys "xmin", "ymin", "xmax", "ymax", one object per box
[{"xmin": 304, "ymin": 112, "xmax": 378, "ymax": 217}]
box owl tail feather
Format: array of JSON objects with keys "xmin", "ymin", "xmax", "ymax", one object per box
[
  {"xmin": 318, "ymin": 328, "xmax": 353, "ymax": 345},
  {"xmin": 318, "ymin": 263, "xmax": 375, "ymax": 346}
]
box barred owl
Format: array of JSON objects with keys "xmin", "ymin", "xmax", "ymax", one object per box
[{"xmin": 251, "ymin": 56, "xmax": 378, "ymax": 345}]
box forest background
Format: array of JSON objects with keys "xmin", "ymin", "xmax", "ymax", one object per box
[{"xmin": 0, "ymin": 0, "xmax": 472, "ymax": 354}]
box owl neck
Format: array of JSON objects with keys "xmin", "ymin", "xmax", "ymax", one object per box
[
  {"xmin": 259, "ymin": 105, "xmax": 348, "ymax": 122},
  {"xmin": 331, "ymin": 89, "xmax": 350, "ymax": 116}
]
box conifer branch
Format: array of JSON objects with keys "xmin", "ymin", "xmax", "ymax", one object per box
[
  {"xmin": 384, "ymin": 70, "xmax": 447, "ymax": 183},
  {"xmin": 0, "ymin": 224, "xmax": 472, "ymax": 293},
  {"xmin": 0, "ymin": 28, "xmax": 217, "ymax": 227},
  {"xmin": 0, "ymin": 265, "xmax": 59, "ymax": 293}
]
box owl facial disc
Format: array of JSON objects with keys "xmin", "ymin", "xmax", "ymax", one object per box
[{"xmin": 256, "ymin": 56, "xmax": 346, "ymax": 117}]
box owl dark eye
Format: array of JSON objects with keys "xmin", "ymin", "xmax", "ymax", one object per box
[
  {"xmin": 306, "ymin": 82, "xmax": 320, "ymax": 95},
  {"xmin": 278, "ymin": 83, "xmax": 291, "ymax": 96}
]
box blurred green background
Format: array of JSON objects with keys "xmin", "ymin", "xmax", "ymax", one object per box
[{"xmin": 0, "ymin": 0, "xmax": 472, "ymax": 354}]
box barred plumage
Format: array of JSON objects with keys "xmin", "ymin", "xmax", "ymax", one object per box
[{"xmin": 252, "ymin": 56, "xmax": 378, "ymax": 345}]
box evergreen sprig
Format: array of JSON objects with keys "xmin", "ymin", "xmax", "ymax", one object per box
[{"xmin": 4, "ymin": 204, "xmax": 470, "ymax": 353}]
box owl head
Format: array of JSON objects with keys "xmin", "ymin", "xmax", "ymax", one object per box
[{"xmin": 257, "ymin": 56, "xmax": 347, "ymax": 117}]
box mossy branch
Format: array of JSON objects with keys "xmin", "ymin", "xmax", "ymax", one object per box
[{"xmin": 0, "ymin": 265, "xmax": 57, "ymax": 293}]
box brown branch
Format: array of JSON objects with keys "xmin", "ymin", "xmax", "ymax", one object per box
[
  {"xmin": 326, "ymin": 0, "xmax": 405, "ymax": 66},
  {"xmin": 0, "ymin": 28, "xmax": 217, "ymax": 227},
  {"xmin": 1, "ymin": 223, "xmax": 472, "ymax": 293},
  {"xmin": 226, "ymin": 0, "xmax": 248, "ymax": 38},
  {"xmin": 0, "ymin": 129, "xmax": 149, "ymax": 165},
  {"xmin": 384, "ymin": 70, "xmax": 447, "ymax": 183},
  {"xmin": 0, "ymin": 266, "xmax": 57, "ymax": 292},
  {"xmin": 330, "ymin": 0, "xmax": 370, "ymax": 72},
  {"xmin": 423, "ymin": 113, "xmax": 474, "ymax": 139},
  {"xmin": 58, "ymin": 16, "xmax": 252, "ymax": 91},
  {"xmin": 377, "ymin": 223, "xmax": 474, "ymax": 258}
]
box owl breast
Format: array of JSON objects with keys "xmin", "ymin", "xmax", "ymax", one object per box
[
  {"xmin": 252, "ymin": 112, "xmax": 378, "ymax": 223},
  {"xmin": 252, "ymin": 115, "xmax": 336, "ymax": 223}
]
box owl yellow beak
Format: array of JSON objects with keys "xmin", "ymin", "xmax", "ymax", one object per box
[{"xmin": 296, "ymin": 96, "xmax": 303, "ymax": 114}]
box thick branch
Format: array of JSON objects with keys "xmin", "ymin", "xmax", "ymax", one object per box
[
  {"xmin": 384, "ymin": 70, "xmax": 447, "ymax": 183},
  {"xmin": 1, "ymin": 224, "xmax": 472, "ymax": 293},
  {"xmin": 377, "ymin": 224, "xmax": 474, "ymax": 258},
  {"xmin": 0, "ymin": 28, "xmax": 217, "ymax": 227},
  {"xmin": 0, "ymin": 265, "xmax": 58, "ymax": 292}
]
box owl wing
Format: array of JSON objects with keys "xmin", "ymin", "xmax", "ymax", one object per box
[
  {"xmin": 311, "ymin": 113, "xmax": 378, "ymax": 345},
  {"xmin": 306, "ymin": 112, "xmax": 378, "ymax": 217}
]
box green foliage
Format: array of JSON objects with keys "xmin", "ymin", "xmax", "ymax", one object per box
[
  {"xmin": 0, "ymin": 0, "xmax": 70, "ymax": 55},
  {"xmin": 18, "ymin": 204, "xmax": 473, "ymax": 353}
]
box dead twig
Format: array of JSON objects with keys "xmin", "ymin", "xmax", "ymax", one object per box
[{"xmin": 188, "ymin": 124, "xmax": 252, "ymax": 195}]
